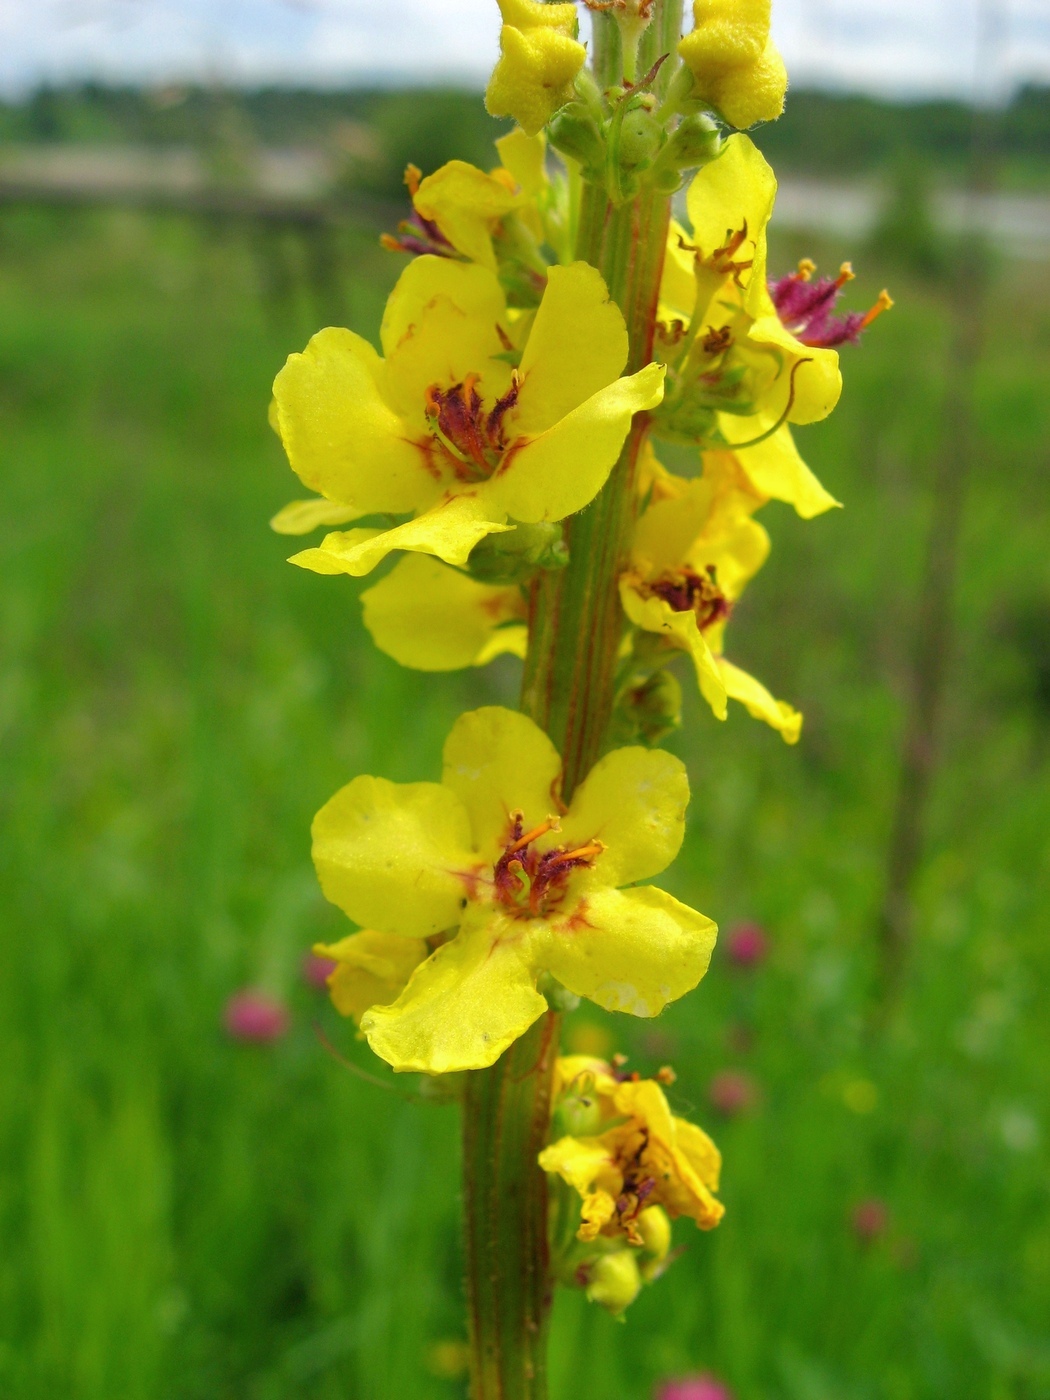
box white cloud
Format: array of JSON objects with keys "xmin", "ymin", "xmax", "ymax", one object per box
[{"xmin": 0, "ymin": 0, "xmax": 1047, "ymax": 97}]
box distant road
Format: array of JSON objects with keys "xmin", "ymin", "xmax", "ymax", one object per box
[{"xmin": 2, "ymin": 144, "xmax": 1048, "ymax": 259}]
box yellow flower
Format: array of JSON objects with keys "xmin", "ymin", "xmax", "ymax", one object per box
[
  {"xmin": 312, "ymin": 706, "xmax": 716, "ymax": 1074},
  {"xmin": 485, "ymin": 0, "xmax": 587, "ymax": 137},
  {"xmin": 385, "ymin": 130, "xmax": 549, "ymax": 272},
  {"xmin": 272, "ymin": 255, "xmax": 663, "ymax": 579},
  {"xmin": 678, "ymin": 0, "xmax": 787, "ymax": 129},
  {"xmin": 622, "ymin": 449, "xmax": 802, "ymax": 742},
  {"xmin": 361, "ymin": 553, "xmax": 526, "ymax": 671},
  {"xmin": 656, "ymin": 134, "xmax": 841, "ymax": 519},
  {"xmin": 313, "ymin": 930, "xmax": 427, "ymax": 1024},
  {"xmin": 540, "ymin": 1057, "xmax": 724, "ymax": 1242}
]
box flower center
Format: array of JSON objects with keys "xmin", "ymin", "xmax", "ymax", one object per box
[
  {"xmin": 611, "ymin": 1126, "xmax": 658, "ymax": 1243},
  {"xmin": 492, "ymin": 811, "xmax": 604, "ymax": 919},
  {"xmin": 769, "ymin": 258, "xmax": 893, "ymax": 348},
  {"xmin": 642, "ymin": 565, "xmax": 730, "ymax": 631},
  {"xmin": 423, "ymin": 371, "xmax": 521, "ymax": 483}
]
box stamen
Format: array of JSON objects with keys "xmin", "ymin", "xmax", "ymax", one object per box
[
  {"xmin": 860, "ymin": 289, "xmax": 894, "ymax": 328},
  {"xmin": 795, "ymin": 257, "xmax": 816, "ymax": 281},
  {"xmin": 835, "ymin": 261, "xmax": 855, "ymax": 288},
  {"xmin": 506, "ymin": 814, "xmax": 562, "ymax": 855},
  {"xmin": 403, "ymin": 163, "xmax": 422, "ymax": 198}
]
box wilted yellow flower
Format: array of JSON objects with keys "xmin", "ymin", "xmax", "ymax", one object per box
[
  {"xmin": 540, "ymin": 1056, "xmax": 724, "ymax": 1243},
  {"xmin": 312, "ymin": 707, "xmax": 716, "ymax": 1074},
  {"xmin": 486, "ymin": 0, "xmax": 587, "ymax": 136},
  {"xmin": 272, "ymin": 255, "xmax": 663, "ymax": 578},
  {"xmin": 678, "ymin": 0, "xmax": 787, "ymax": 129},
  {"xmin": 657, "ymin": 134, "xmax": 841, "ymax": 519},
  {"xmin": 622, "ymin": 449, "xmax": 802, "ymax": 742}
]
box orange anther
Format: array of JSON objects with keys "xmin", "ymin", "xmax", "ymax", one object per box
[
  {"xmin": 506, "ymin": 815, "xmax": 561, "ymax": 855},
  {"xmin": 860, "ymin": 288, "xmax": 894, "ymax": 328},
  {"xmin": 403, "ymin": 163, "xmax": 422, "ymax": 197}
]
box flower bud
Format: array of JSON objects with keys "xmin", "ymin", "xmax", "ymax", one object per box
[
  {"xmin": 618, "ymin": 107, "xmax": 664, "ymax": 173},
  {"xmin": 467, "ymin": 520, "xmax": 568, "ymax": 584},
  {"xmin": 485, "ymin": 1, "xmax": 586, "ymax": 136},
  {"xmin": 551, "ymin": 1077, "xmax": 603, "ymax": 1138},
  {"xmin": 610, "ymin": 668, "xmax": 682, "ymax": 747},
  {"xmin": 585, "ymin": 1248, "xmax": 641, "ymax": 1315},
  {"xmin": 678, "ymin": 0, "xmax": 787, "ymax": 129},
  {"xmin": 636, "ymin": 1204, "xmax": 671, "ymax": 1261},
  {"xmin": 547, "ymin": 102, "xmax": 606, "ymax": 178}
]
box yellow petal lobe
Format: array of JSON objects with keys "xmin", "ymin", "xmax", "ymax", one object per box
[
  {"xmin": 312, "ymin": 776, "xmax": 476, "ymax": 938},
  {"xmin": 718, "ymin": 656, "xmax": 802, "ymax": 742},
  {"xmin": 315, "ymin": 931, "xmax": 427, "ymax": 1024}
]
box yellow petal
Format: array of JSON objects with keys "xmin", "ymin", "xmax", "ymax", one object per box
[
  {"xmin": 511, "ymin": 263, "xmax": 628, "ymax": 437},
  {"xmin": 674, "ymin": 1117, "xmax": 723, "ymax": 1192},
  {"xmin": 442, "ymin": 706, "xmax": 563, "ymax": 856},
  {"xmin": 684, "ymin": 133, "xmax": 775, "ymax": 298},
  {"xmin": 719, "ymin": 418, "xmax": 839, "ymax": 518},
  {"xmin": 744, "ymin": 314, "xmax": 842, "ymax": 424},
  {"xmin": 485, "ymin": 24, "xmax": 586, "ymax": 136},
  {"xmin": 475, "ymin": 626, "xmax": 529, "ymax": 664},
  {"xmin": 315, "ymin": 930, "xmax": 428, "ymax": 1024},
  {"xmin": 495, "ymin": 127, "xmax": 548, "ymax": 197},
  {"xmin": 493, "ymin": 363, "xmax": 665, "ymax": 523},
  {"xmin": 361, "ymin": 554, "xmax": 524, "ymax": 672},
  {"xmin": 361, "ymin": 908, "xmax": 548, "ymax": 1073},
  {"xmin": 412, "ymin": 161, "xmax": 519, "ymax": 270},
  {"xmin": 269, "ymin": 497, "xmax": 366, "ymax": 536},
  {"xmin": 681, "ymin": 0, "xmax": 771, "ymax": 70},
  {"xmin": 556, "ymin": 746, "xmax": 688, "ymax": 888},
  {"xmin": 289, "ymin": 492, "xmax": 512, "ymax": 579},
  {"xmin": 620, "ymin": 581, "xmax": 728, "ymax": 719},
  {"xmin": 497, "ymin": 0, "xmax": 578, "ymax": 30},
  {"xmin": 312, "ymin": 776, "xmax": 476, "ymax": 938},
  {"xmin": 540, "ymin": 884, "xmax": 717, "ymax": 1018},
  {"xmin": 538, "ymin": 1135, "xmax": 617, "ymax": 1198},
  {"xmin": 379, "ymin": 258, "xmax": 512, "ymax": 427},
  {"xmin": 717, "ymin": 656, "xmax": 802, "ymax": 743},
  {"xmin": 273, "ymin": 327, "xmax": 425, "ymax": 513},
  {"xmin": 703, "ymin": 38, "xmax": 787, "ymax": 130},
  {"xmin": 659, "ymin": 219, "xmax": 699, "ymax": 322}
]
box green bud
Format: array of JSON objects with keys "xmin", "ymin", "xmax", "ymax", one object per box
[
  {"xmin": 537, "ymin": 971, "xmax": 581, "ymax": 1014},
  {"xmin": 617, "ymin": 107, "xmax": 664, "ymax": 173},
  {"xmin": 609, "ymin": 668, "xmax": 682, "ymax": 747},
  {"xmin": 551, "ymin": 1081, "xmax": 603, "ymax": 1139},
  {"xmin": 648, "ymin": 114, "xmax": 721, "ymax": 193},
  {"xmin": 466, "ymin": 521, "xmax": 568, "ymax": 585},
  {"xmin": 547, "ymin": 102, "xmax": 606, "ymax": 178}
]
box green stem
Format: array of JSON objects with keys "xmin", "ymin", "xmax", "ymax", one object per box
[
  {"xmin": 522, "ymin": 182, "xmax": 671, "ymax": 797},
  {"xmin": 462, "ymin": 25, "xmax": 675, "ymax": 1398},
  {"xmin": 463, "ymin": 1014, "xmax": 560, "ymax": 1399}
]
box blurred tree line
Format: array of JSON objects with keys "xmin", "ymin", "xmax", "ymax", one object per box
[{"xmin": 2, "ymin": 82, "xmax": 1049, "ymax": 192}]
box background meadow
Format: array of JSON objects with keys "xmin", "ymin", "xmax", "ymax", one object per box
[{"xmin": 1, "ymin": 83, "xmax": 1049, "ymax": 1399}]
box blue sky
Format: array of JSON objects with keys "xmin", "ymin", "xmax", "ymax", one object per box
[{"xmin": 0, "ymin": 0, "xmax": 1048, "ymax": 100}]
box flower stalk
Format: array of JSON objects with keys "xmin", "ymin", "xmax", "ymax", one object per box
[{"xmin": 465, "ymin": 13, "xmax": 678, "ymax": 1396}]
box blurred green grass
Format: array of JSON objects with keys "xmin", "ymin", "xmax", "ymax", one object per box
[{"xmin": 1, "ymin": 200, "xmax": 1049, "ymax": 1400}]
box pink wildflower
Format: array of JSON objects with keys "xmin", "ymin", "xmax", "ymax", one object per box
[
  {"xmin": 655, "ymin": 1375, "xmax": 733, "ymax": 1400},
  {"xmin": 725, "ymin": 921, "xmax": 768, "ymax": 967},
  {"xmin": 224, "ymin": 989, "xmax": 290, "ymax": 1043},
  {"xmin": 708, "ymin": 1069, "xmax": 758, "ymax": 1118},
  {"xmin": 302, "ymin": 951, "xmax": 337, "ymax": 989},
  {"xmin": 851, "ymin": 1198, "xmax": 889, "ymax": 1243}
]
